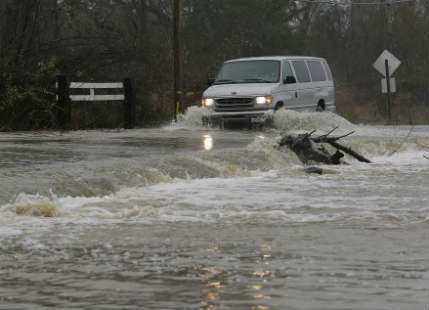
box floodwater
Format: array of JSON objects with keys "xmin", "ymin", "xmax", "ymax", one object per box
[{"xmin": 0, "ymin": 108, "xmax": 428, "ymax": 310}]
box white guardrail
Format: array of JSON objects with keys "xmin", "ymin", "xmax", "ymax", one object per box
[
  {"xmin": 55, "ymin": 76, "xmax": 136, "ymax": 129},
  {"xmin": 56, "ymin": 82, "xmax": 125, "ymax": 102}
]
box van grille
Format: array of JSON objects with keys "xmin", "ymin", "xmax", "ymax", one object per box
[{"xmin": 215, "ymin": 97, "xmax": 254, "ymax": 112}]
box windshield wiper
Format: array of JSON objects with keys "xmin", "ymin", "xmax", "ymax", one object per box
[
  {"xmin": 214, "ymin": 78, "xmax": 274, "ymax": 85},
  {"xmin": 241, "ymin": 78, "xmax": 273, "ymax": 83},
  {"xmin": 213, "ymin": 79, "xmax": 237, "ymax": 85}
]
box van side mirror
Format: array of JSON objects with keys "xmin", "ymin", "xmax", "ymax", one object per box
[
  {"xmin": 207, "ymin": 77, "xmax": 215, "ymax": 86},
  {"xmin": 284, "ymin": 76, "xmax": 296, "ymax": 84}
]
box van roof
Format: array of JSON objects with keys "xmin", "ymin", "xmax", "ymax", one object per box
[{"xmin": 225, "ymin": 56, "xmax": 326, "ymax": 62}]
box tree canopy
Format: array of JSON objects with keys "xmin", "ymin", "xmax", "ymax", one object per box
[{"xmin": 0, "ymin": 0, "xmax": 428, "ymax": 129}]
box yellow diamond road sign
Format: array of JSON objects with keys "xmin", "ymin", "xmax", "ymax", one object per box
[{"xmin": 373, "ymin": 50, "xmax": 401, "ymax": 77}]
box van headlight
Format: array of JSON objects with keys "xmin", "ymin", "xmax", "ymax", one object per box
[
  {"xmin": 255, "ymin": 96, "xmax": 273, "ymax": 105},
  {"xmin": 202, "ymin": 98, "xmax": 215, "ymax": 107}
]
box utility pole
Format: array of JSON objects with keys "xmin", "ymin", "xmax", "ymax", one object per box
[
  {"xmin": 426, "ymin": 1, "xmax": 429, "ymax": 111},
  {"xmin": 173, "ymin": 0, "xmax": 183, "ymax": 122}
]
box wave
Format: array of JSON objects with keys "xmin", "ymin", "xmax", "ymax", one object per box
[
  {"xmin": 1, "ymin": 193, "xmax": 60, "ymax": 218},
  {"xmin": 1, "ymin": 169, "xmax": 427, "ymax": 228},
  {"xmin": 3, "ymin": 121, "xmax": 427, "ymax": 204},
  {"xmin": 273, "ymin": 109, "xmax": 355, "ymax": 132},
  {"xmin": 0, "ymin": 106, "xmax": 427, "ymax": 227}
]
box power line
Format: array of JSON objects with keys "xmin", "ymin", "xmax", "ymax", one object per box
[{"xmin": 294, "ymin": 0, "xmax": 417, "ymax": 6}]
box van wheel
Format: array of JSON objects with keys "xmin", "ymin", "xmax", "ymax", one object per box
[
  {"xmin": 275, "ymin": 102, "xmax": 284, "ymax": 111},
  {"xmin": 316, "ymin": 100, "xmax": 326, "ymax": 112}
]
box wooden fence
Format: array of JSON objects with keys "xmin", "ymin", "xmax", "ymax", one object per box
[{"xmin": 56, "ymin": 75, "xmax": 136, "ymax": 129}]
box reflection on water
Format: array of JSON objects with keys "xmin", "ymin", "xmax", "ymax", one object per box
[
  {"xmin": 250, "ymin": 243, "xmax": 274, "ymax": 310},
  {"xmin": 202, "ymin": 134, "xmax": 214, "ymax": 151}
]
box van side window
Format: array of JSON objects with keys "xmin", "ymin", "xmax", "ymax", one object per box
[
  {"xmin": 307, "ymin": 61, "xmax": 326, "ymax": 81},
  {"xmin": 292, "ymin": 60, "xmax": 311, "ymax": 83},
  {"xmin": 282, "ymin": 61, "xmax": 294, "ymax": 80},
  {"xmin": 322, "ymin": 61, "xmax": 333, "ymax": 81}
]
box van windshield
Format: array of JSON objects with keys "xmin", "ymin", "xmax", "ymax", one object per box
[{"xmin": 214, "ymin": 60, "xmax": 280, "ymax": 84}]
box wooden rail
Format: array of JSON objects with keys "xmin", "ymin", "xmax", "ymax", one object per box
[{"xmin": 56, "ymin": 76, "xmax": 136, "ymax": 129}]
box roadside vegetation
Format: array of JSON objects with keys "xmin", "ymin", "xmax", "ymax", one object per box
[{"xmin": 0, "ymin": 0, "xmax": 428, "ymax": 130}]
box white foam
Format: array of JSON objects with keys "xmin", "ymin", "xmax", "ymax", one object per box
[
  {"xmin": 273, "ymin": 109, "xmax": 354, "ymax": 132},
  {"xmin": 164, "ymin": 106, "xmax": 210, "ymax": 130},
  {"xmin": 371, "ymin": 150, "xmax": 429, "ymax": 166}
]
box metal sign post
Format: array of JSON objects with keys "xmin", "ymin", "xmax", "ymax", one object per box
[
  {"xmin": 384, "ymin": 59, "xmax": 391, "ymax": 120},
  {"xmin": 373, "ymin": 50, "xmax": 401, "ymax": 122}
]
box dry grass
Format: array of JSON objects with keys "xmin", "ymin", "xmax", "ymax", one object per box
[{"xmin": 336, "ymin": 86, "xmax": 429, "ymax": 125}]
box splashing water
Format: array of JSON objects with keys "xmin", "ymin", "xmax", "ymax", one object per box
[
  {"xmin": 166, "ymin": 106, "xmax": 211, "ymax": 129},
  {"xmin": 273, "ymin": 109, "xmax": 354, "ymax": 132},
  {"xmin": 1, "ymin": 193, "xmax": 60, "ymax": 218},
  {"xmin": 168, "ymin": 105, "xmax": 354, "ymax": 133}
]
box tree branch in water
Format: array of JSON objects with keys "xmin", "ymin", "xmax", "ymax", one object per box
[{"xmin": 278, "ymin": 128, "xmax": 371, "ymax": 165}]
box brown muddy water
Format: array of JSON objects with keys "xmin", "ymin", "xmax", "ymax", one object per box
[{"xmin": 0, "ymin": 109, "xmax": 428, "ymax": 310}]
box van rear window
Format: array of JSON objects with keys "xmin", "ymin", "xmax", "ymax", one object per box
[
  {"xmin": 322, "ymin": 61, "xmax": 333, "ymax": 81},
  {"xmin": 292, "ymin": 61, "xmax": 311, "ymax": 83},
  {"xmin": 307, "ymin": 61, "xmax": 326, "ymax": 82}
]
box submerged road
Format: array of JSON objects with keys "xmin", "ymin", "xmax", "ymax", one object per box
[{"xmin": 0, "ymin": 110, "xmax": 428, "ymax": 309}]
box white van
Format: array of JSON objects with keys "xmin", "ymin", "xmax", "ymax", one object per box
[{"xmin": 201, "ymin": 56, "xmax": 335, "ymax": 123}]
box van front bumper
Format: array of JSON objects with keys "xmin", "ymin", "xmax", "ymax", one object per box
[{"xmin": 203, "ymin": 109, "xmax": 274, "ymax": 123}]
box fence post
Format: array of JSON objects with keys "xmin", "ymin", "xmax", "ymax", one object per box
[
  {"xmin": 123, "ymin": 78, "xmax": 136, "ymax": 129},
  {"xmin": 56, "ymin": 75, "xmax": 71, "ymax": 129}
]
